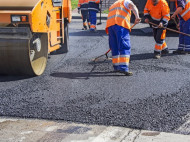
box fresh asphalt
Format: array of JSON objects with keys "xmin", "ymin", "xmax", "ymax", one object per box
[{"xmin": 0, "ymin": 19, "xmax": 190, "ymax": 135}]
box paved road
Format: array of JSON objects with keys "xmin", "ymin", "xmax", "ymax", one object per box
[{"xmin": 0, "ymin": 19, "xmax": 190, "ymax": 135}]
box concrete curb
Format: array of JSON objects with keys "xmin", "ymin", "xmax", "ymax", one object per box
[{"xmin": 0, "ymin": 117, "xmax": 190, "ymax": 142}]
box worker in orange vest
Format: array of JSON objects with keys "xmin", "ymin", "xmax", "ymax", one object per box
[
  {"xmin": 105, "ymin": 0, "xmax": 141, "ymax": 76},
  {"xmin": 171, "ymin": 0, "xmax": 190, "ymax": 54},
  {"xmin": 144, "ymin": 0, "xmax": 170, "ymax": 59},
  {"xmin": 78, "ymin": 0, "xmax": 90, "ymax": 30},
  {"xmin": 88, "ymin": 0, "xmax": 101, "ymax": 32}
]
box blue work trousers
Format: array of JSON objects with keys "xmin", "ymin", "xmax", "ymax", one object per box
[
  {"xmin": 108, "ymin": 25, "xmax": 131, "ymax": 72},
  {"xmin": 89, "ymin": 10, "xmax": 97, "ymax": 30},
  {"xmin": 178, "ymin": 19, "xmax": 190, "ymax": 51}
]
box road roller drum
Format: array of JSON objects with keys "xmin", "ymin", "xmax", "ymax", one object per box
[{"xmin": 0, "ymin": 0, "xmax": 72, "ymax": 76}]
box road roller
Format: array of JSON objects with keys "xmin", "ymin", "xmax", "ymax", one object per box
[{"xmin": 0, "ymin": 0, "xmax": 72, "ymax": 76}]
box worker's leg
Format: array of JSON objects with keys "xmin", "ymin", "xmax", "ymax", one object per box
[
  {"xmin": 159, "ymin": 29, "xmax": 168, "ymax": 54},
  {"xmin": 153, "ymin": 28, "xmax": 161, "ymax": 57},
  {"xmin": 153, "ymin": 28, "xmax": 162, "ymax": 55},
  {"xmin": 184, "ymin": 19, "xmax": 190, "ymax": 52},
  {"xmin": 87, "ymin": 10, "xmax": 90, "ymax": 29},
  {"xmin": 173, "ymin": 19, "xmax": 185, "ymax": 54},
  {"xmin": 179, "ymin": 19, "xmax": 185, "ymax": 51},
  {"xmin": 89, "ymin": 10, "xmax": 97, "ymax": 31},
  {"xmin": 81, "ymin": 10, "xmax": 88, "ymax": 30},
  {"xmin": 108, "ymin": 25, "xmax": 119, "ymax": 71},
  {"xmin": 89, "ymin": 10, "xmax": 92, "ymax": 26},
  {"xmin": 154, "ymin": 28, "xmax": 168, "ymax": 58},
  {"xmin": 116, "ymin": 25, "xmax": 131, "ymax": 72},
  {"xmin": 153, "ymin": 28, "xmax": 157, "ymax": 42},
  {"xmin": 153, "ymin": 28, "xmax": 161, "ymax": 55}
]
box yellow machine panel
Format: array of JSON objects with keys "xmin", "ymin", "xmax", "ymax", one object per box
[
  {"xmin": 0, "ymin": 0, "xmax": 72, "ymax": 76},
  {"xmin": 0, "ymin": 0, "xmax": 39, "ymax": 7}
]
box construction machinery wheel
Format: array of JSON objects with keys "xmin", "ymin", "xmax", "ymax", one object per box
[
  {"xmin": 56, "ymin": 19, "xmax": 69, "ymax": 54},
  {"xmin": 0, "ymin": 31, "xmax": 48, "ymax": 76},
  {"xmin": 29, "ymin": 33, "xmax": 48, "ymax": 76}
]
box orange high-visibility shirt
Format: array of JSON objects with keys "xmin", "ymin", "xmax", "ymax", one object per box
[
  {"xmin": 78, "ymin": 0, "xmax": 89, "ymax": 9},
  {"xmin": 144, "ymin": 0, "xmax": 170, "ymax": 24},
  {"xmin": 105, "ymin": 0, "xmax": 131, "ymax": 34},
  {"xmin": 176, "ymin": 0, "xmax": 190, "ymax": 21},
  {"xmin": 88, "ymin": 0, "xmax": 101, "ymax": 4}
]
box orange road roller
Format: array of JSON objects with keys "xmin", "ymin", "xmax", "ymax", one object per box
[{"xmin": 0, "ymin": 0, "xmax": 72, "ymax": 76}]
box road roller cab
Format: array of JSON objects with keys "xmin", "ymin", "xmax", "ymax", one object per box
[{"xmin": 0, "ymin": 0, "xmax": 72, "ymax": 76}]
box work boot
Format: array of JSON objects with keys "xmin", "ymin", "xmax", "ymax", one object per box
[
  {"xmin": 124, "ymin": 71, "xmax": 133, "ymax": 76},
  {"xmin": 90, "ymin": 28, "xmax": 97, "ymax": 32},
  {"xmin": 119, "ymin": 71, "xmax": 133, "ymax": 76},
  {"xmin": 185, "ymin": 51, "xmax": 190, "ymax": 54},
  {"xmin": 173, "ymin": 49, "xmax": 187, "ymax": 54},
  {"xmin": 113, "ymin": 69, "xmax": 119, "ymax": 73},
  {"xmin": 161, "ymin": 48, "xmax": 169, "ymax": 54},
  {"xmin": 154, "ymin": 54, "xmax": 161, "ymax": 59},
  {"xmin": 82, "ymin": 25, "xmax": 87, "ymax": 30}
]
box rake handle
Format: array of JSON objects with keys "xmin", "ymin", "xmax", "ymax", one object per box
[
  {"xmin": 130, "ymin": 23, "xmax": 137, "ymax": 30},
  {"xmin": 149, "ymin": 22, "xmax": 190, "ymax": 37},
  {"xmin": 173, "ymin": 18, "xmax": 178, "ymax": 26}
]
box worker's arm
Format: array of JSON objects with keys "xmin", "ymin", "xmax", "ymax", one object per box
[
  {"xmin": 171, "ymin": 7, "xmax": 182, "ymax": 30},
  {"xmin": 144, "ymin": 1, "xmax": 151, "ymax": 23},
  {"xmin": 171, "ymin": 0, "xmax": 185, "ymax": 19},
  {"xmin": 128, "ymin": 2, "xmax": 141, "ymax": 24},
  {"xmin": 171, "ymin": 7, "xmax": 183, "ymax": 19},
  {"xmin": 159, "ymin": 3, "xmax": 170, "ymax": 28}
]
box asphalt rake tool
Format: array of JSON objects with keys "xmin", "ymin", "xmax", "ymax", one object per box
[
  {"xmin": 93, "ymin": 23, "xmax": 137, "ymax": 62},
  {"xmin": 149, "ymin": 22, "xmax": 190, "ymax": 37},
  {"xmin": 173, "ymin": 18, "xmax": 180, "ymax": 31},
  {"xmin": 93, "ymin": 49, "xmax": 111, "ymax": 62},
  {"xmin": 173, "ymin": 18, "xmax": 178, "ymax": 26}
]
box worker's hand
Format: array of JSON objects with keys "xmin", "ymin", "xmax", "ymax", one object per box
[
  {"xmin": 158, "ymin": 22, "xmax": 163, "ymax": 28},
  {"xmin": 171, "ymin": 14, "xmax": 176, "ymax": 20},
  {"xmin": 145, "ymin": 18, "xmax": 149, "ymax": 23},
  {"xmin": 135, "ymin": 18, "xmax": 141, "ymax": 24}
]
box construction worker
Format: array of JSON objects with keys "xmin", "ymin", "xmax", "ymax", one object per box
[
  {"xmin": 171, "ymin": 0, "xmax": 190, "ymax": 54},
  {"xmin": 105, "ymin": 0, "xmax": 141, "ymax": 76},
  {"xmin": 78, "ymin": 0, "xmax": 90, "ymax": 30},
  {"xmin": 88, "ymin": 0, "xmax": 101, "ymax": 32},
  {"xmin": 144, "ymin": 0, "xmax": 170, "ymax": 59}
]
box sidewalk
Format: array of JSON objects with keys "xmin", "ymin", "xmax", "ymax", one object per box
[{"xmin": 0, "ymin": 117, "xmax": 190, "ymax": 142}]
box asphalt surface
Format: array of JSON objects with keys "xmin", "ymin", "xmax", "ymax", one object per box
[{"xmin": 0, "ymin": 19, "xmax": 190, "ymax": 135}]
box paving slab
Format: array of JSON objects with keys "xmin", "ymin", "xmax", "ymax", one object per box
[{"xmin": 0, "ymin": 117, "xmax": 190, "ymax": 142}]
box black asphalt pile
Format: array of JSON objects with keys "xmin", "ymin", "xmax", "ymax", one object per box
[{"xmin": 0, "ymin": 19, "xmax": 190, "ymax": 135}]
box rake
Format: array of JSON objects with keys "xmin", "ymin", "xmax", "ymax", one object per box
[
  {"xmin": 149, "ymin": 21, "xmax": 190, "ymax": 37},
  {"xmin": 93, "ymin": 23, "xmax": 137, "ymax": 62}
]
